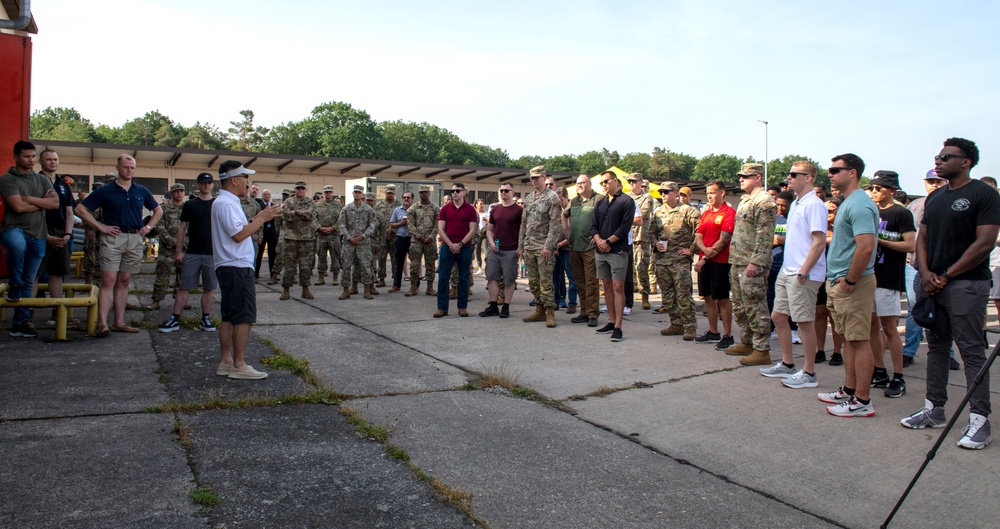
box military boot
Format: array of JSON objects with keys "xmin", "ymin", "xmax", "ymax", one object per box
[
  {"xmin": 376, "ymin": 279, "xmax": 386, "ymax": 288},
  {"xmin": 363, "ymin": 284, "xmax": 374, "ymax": 300},
  {"xmin": 740, "ymin": 349, "xmax": 772, "ymax": 366},
  {"xmin": 301, "ymin": 286, "xmax": 314, "ymax": 299},
  {"xmin": 368, "ymin": 284, "xmax": 380, "ymax": 296},
  {"xmin": 523, "ymin": 305, "xmax": 546, "ymax": 323},
  {"xmin": 426, "ymin": 284, "xmax": 436, "ymax": 296},
  {"xmin": 450, "ymin": 289, "xmax": 458, "ymax": 300},
  {"xmin": 267, "ymin": 273, "xmax": 279, "ymax": 285},
  {"xmin": 280, "ymin": 288, "xmax": 290, "ymax": 300},
  {"xmin": 683, "ymin": 328, "xmax": 697, "ymax": 341},
  {"xmin": 641, "ymin": 293, "xmax": 651, "ymax": 310},
  {"xmin": 330, "ymin": 273, "xmax": 339, "ymax": 286},
  {"xmin": 350, "ymin": 283, "xmax": 359, "ymax": 295},
  {"xmin": 314, "ymin": 272, "xmax": 326, "ymax": 286},
  {"xmin": 545, "ymin": 307, "xmax": 557, "ymax": 328},
  {"xmin": 338, "ymin": 286, "xmax": 351, "ymax": 300},
  {"xmin": 724, "ymin": 342, "xmax": 755, "ymax": 356},
  {"xmin": 405, "ymin": 282, "xmax": 419, "ymax": 296},
  {"xmin": 144, "ymin": 300, "xmax": 160, "ymax": 311},
  {"xmin": 660, "ymin": 323, "xmax": 684, "ymax": 336}
]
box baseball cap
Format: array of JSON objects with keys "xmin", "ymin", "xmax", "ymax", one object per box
[
  {"xmin": 196, "ymin": 172, "xmax": 214, "ymax": 184},
  {"xmin": 925, "ymin": 169, "xmax": 945, "ymax": 181}
]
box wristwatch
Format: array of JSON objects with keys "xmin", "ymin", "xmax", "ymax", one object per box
[
  {"xmin": 844, "ymin": 277, "xmax": 857, "ymax": 286},
  {"xmin": 941, "ymin": 272, "xmax": 953, "ymax": 282}
]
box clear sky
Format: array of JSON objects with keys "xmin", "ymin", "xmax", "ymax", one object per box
[{"xmin": 28, "ymin": 0, "xmax": 1000, "ymax": 192}]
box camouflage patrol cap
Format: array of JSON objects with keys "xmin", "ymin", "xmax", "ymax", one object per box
[
  {"xmin": 737, "ymin": 163, "xmax": 764, "ymax": 176},
  {"xmin": 679, "ymin": 186, "xmax": 693, "ymax": 196},
  {"xmin": 365, "ymin": 192, "xmax": 376, "ymax": 200},
  {"xmin": 282, "ymin": 189, "xmax": 291, "ymax": 195},
  {"xmin": 659, "ymin": 181, "xmax": 679, "ymax": 192},
  {"xmin": 418, "ymin": 185, "xmax": 431, "ymax": 192},
  {"xmin": 353, "ymin": 185, "xmax": 364, "ymax": 193},
  {"xmin": 323, "ymin": 185, "xmax": 334, "ymax": 192},
  {"xmin": 294, "ymin": 181, "xmax": 307, "ymax": 189},
  {"xmin": 385, "ymin": 184, "xmax": 397, "ymax": 193},
  {"xmin": 169, "ymin": 183, "xmax": 185, "ymax": 192},
  {"xmin": 529, "ymin": 165, "xmax": 546, "ymax": 178},
  {"xmin": 628, "ymin": 173, "xmax": 644, "ymax": 182},
  {"xmin": 104, "ymin": 173, "xmax": 118, "ymax": 183}
]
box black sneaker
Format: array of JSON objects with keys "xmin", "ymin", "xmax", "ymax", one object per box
[
  {"xmin": 499, "ymin": 305, "xmax": 510, "ymax": 319},
  {"xmin": 571, "ymin": 314, "xmax": 589, "ymax": 324},
  {"xmin": 9, "ymin": 322, "xmax": 37, "ymax": 338},
  {"xmin": 479, "ymin": 304, "xmax": 500, "ymax": 317},
  {"xmin": 610, "ymin": 328, "xmax": 623, "ymax": 342},
  {"xmin": 885, "ymin": 377, "xmax": 906, "ymax": 398},
  {"xmin": 714, "ymin": 335, "xmax": 735, "ymax": 351},
  {"xmin": 902, "ymin": 355, "xmax": 914, "ymax": 368},
  {"xmin": 595, "ymin": 323, "xmax": 615, "ymax": 334},
  {"xmin": 695, "ymin": 331, "xmax": 721, "ymax": 343},
  {"xmin": 815, "ymin": 350, "xmax": 827, "ymax": 364},
  {"xmin": 5, "ymin": 284, "xmax": 21, "ymax": 302},
  {"xmin": 871, "ymin": 370, "xmax": 890, "ymax": 388},
  {"xmin": 200, "ymin": 316, "xmax": 217, "ymax": 332},
  {"xmin": 950, "ymin": 357, "xmax": 961, "ymax": 371},
  {"xmin": 587, "ymin": 317, "xmax": 598, "ymax": 327},
  {"xmin": 159, "ymin": 316, "xmax": 181, "ymax": 333},
  {"xmin": 829, "ymin": 352, "xmax": 844, "ymax": 366}
]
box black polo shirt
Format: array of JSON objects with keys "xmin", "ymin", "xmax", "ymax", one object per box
[{"xmin": 590, "ymin": 190, "xmax": 635, "ymax": 254}]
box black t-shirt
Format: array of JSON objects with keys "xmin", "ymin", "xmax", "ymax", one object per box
[
  {"xmin": 179, "ymin": 197, "xmax": 215, "ymax": 255},
  {"xmin": 923, "ymin": 179, "xmax": 1000, "ymax": 281},
  {"xmin": 874, "ymin": 204, "xmax": 915, "ymax": 291}
]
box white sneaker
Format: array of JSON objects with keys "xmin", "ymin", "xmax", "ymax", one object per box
[
  {"xmin": 782, "ymin": 370, "xmax": 818, "ymax": 388},
  {"xmin": 600, "ymin": 305, "xmax": 608, "ymax": 314},
  {"xmin": 228, "ymin": 364, "xmax": 268, "ymax": 380},
  {"xmin": 623, "ymin": 306, "xmax": 632, "ymax": 315},
  {"xmin": 957, "ymin": 413, "xmax": 991, "ymax": 450},
  {"xmin": 770, "ymin": 331, "xmax": 778, "ymax": 341},
  {"xmin": 759, "ymin": 361, "xmax": 796, "ymax": 378},
  {"xmin": 791, "ymin": 330, "xmax": 802, "ymax": 344}
]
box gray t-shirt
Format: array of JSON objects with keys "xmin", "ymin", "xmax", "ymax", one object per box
[{"xmin": 0, "ymin": 167, "xmax": 55, "ymax": 240}]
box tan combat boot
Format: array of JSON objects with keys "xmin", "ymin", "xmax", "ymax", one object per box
[
  {"xmin": 660, "ymin": 323, "xmax": 684, "ymax": 336},
  {"xmin": 683, "ymin": 328, "xmax": 697, "ymax": 341},
  {"xmin": 350, "ymin": 283, "xmax": 359, "ymax": 295},
  {"xmin": 280, "ymin": 288, "xmax": 290, "ymax": 300},
  {"xmin": 338, "ymin": 286, "xmax": 351, "ymax": 300},
  {"xmin": 724, "ymin": 342, "xmax": 755, "ymax": 356},
  {"xmin": 267, "ymin": 273, "xmax": 279, "ymax": 285},
  {"xmin": 545, "ymin": 307, "xmax": 557, "ymax": 328},
  {"xmin": 314, "ymin": 272, "xmax": 326, "ymax": 286},
  {"xmin": 426, "ymin": 284, "xmax": 436, "ymax": 296},
  {"xmin": 449, "ymin": 289, "xmax": 458, "ymax": 300},
  {"xmin": 376, "ymin": 279, "xmax": 386, "ymax": 288},
  {"xmin": 405, "ymin": 282, "xmax": 419, "ymax": 296},
  {"xmin": 523, "ymin": 305, "xmax": 546, "ymax": 323},
  {"xmin": 363, "ymin": 284, "xmax": 374, "ymax": 300},
  {"xmin": 741, "ymin": 349, "xmax": 772, "ymax": 366},
  {"xmin": 330, "ymin": 273, "xmax": 339, "ymax": 286},
  {"xmin": 641, "ymin": 293, "xmax": 651, "ymax": 310},
  {"xmin": 301, "ymin": 286, "xmax": 314, "ymax": 299},
  {"xmin": 368, "ymin": 284, "xmax": 380, "ymax": 296},
  {"xmin": 144, "ymin": 300, "xmax": 160, "ymax": 311}
]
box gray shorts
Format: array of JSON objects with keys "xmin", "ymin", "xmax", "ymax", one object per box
[
  {"xmin": 991, "ymin": 266, "xmax": 1000, "ymax": 299},
  {"xmin": 180, "ymin": 254, "xmax": 218, "ymax": 290},
  {"xmin": 486, "ymin": 249, "xmax": 518, "ymax": 285},
  {"xmin": 595, "ymin": 249, "xmax": 629, "ymax": 281}
]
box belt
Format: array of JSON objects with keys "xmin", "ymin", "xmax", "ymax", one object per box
[{"xmin": 118, "ymin": 229, "xmax": 141, "ymax": 234}]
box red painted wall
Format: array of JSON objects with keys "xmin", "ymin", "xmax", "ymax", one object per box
[{"xmin": 0, "ymin": 33, "xmax": 32, "ymax": 157}]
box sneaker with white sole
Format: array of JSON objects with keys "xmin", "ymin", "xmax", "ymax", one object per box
[
  {"xmin": 200, "ymin": 316, "xmax": 216, "ymax": 332},
  {"xmin": 623, "ymin": 306, "xmax": 632, "ymax": 315},
  {"xmin": 228, "ymin": 364, "xmax": 268, "ymax": 380},
  {"xmin": 827, "ymin": 397, "xmax": 875, "ymax": 417},
  {"xmin": 957, "ymin": 413, "xmax": 991, "ymax": 450},
  {"xmin": 817, "ymin": 387, "xmax": 851, "ymax": 404},
  {"xmin": 791, "ymin": 330, "xmax": 802, "ymax": 344},
  {"xmin": 782, "ymin": 370, "xmax": 819, "ymax": 389},
  {"xmin": 760, "ymin": 361, "xmax": 796, "ymax": 378},
  {"xmin": 159, "ymin": 316, "xmax": 181, "ymax": 333},
  {"xmin": 900, "ymin": 399, "xmax": 946, "ymax": 429},
  {"xmin": 216, "ymin": 362, "xmax": 233, "ymax": 376}
]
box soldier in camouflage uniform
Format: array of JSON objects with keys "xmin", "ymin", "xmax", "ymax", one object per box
[
  {"xmin": 651, "ymin": 181, "xmax": 701, "ymax": 340},
  {"xmin": 628, "ymin": 173, "xmax": 657, "ymax": 310},
  {"xmin": 279, "ymin": 181, "xmax": 317, "ymax": 300},
  {"xmin": 314, "ymin": 185, "xmax": 343, "ymax": 286},
  {"xmin": 338, "ymin": 185, "xmax": 379, "ymax": 299},
  {"xmin": 725, "ymin": 163, "xmax": 777, "ymax": 365},
  {"xmin": 405, "ymin": 185, "xmax": 439, "ymax": 296},
  {"xmin": 240, "ymin": 192, "xmax": 261, "ymax": 261},
  {"xmin": 374, "ymin": 184, "xmax": 401, "ymax": 287},
  {"xmin": 353, "ymin": 192, "xmax": 384, "ymax": 296},
  {"xmin": 146, "ymin": 183, "xmax": 186, "ymax": 310},
  {"xmin": 518, "ymin": 165, "xmax": 563, "ymax": 328},
  {"xmin": 268, "ymin": 189, "xmax": 291, "ymax": 285}
]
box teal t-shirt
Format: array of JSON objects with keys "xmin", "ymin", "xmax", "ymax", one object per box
[{"xmin": 826, "ymin": 190, "xmax": 879, "ymax": 280}]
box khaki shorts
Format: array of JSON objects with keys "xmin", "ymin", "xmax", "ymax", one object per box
[
  {"xmin": 826, "ymin": 274, "xmax": 877, "ymax": 341},
  {"xmin": 872, "ymin": 287, "xmax": 901, "ymax": 317},
  {"xmin": 774, "ymin": 271, "xmax": 821, "ymax": 322},
  {"xmin": 100, "ymin": 232, "xmax": 145, "ymax": 274}
]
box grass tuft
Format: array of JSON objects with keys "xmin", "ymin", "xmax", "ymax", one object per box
[
  {"xmin": 172, "ymin": 419, "xmax": 193, "ymax": 450},
  {"xmin": 190, "ymin": 486, "xmax": 220, "ymax": 508},
  {"xmin": 479, "ymin": 361, "xmax": 522, "ymax": 390}
]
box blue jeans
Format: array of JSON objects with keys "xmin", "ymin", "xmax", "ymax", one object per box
[
  {"xmin": 553, "ymin": 248, "xmax": 577, "ymax": 305},
  {"xmin": 903, "ymin": 265, "xmax": 922, "ymax": 358},
  {"xmin": 437, "ymin": 244, "xmax": 472, "ymax": 311},
  {"xmin": 1, "ymin": 228, "xmax": 46, "ymax": 324}
]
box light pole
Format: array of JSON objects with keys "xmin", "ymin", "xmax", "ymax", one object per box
[{"xmin": 757, "ymin": 120, "xmax": 768, "ymax": 187}]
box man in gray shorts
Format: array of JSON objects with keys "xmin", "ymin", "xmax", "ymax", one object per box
[
  {"xmin": 480, "ymin": 182, "xmax": 524, "ymax": 318},
  {"xmin": 160, "ymin": 172, "xmax": 218, "ymax": 332},
  {"xmin": 591, "ymin": 171, "xmax": 636, "ymax": 342}
]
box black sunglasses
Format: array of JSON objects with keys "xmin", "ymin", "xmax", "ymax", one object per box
[
  {"xmin": 599, "ymin": 179, "xmax": 612, "ymax": 186},
  {"xmin": 451, "ymin": 189, "xmax": 464, "ymax": 193},
  {"xmin": 934, "ymin": 153, "xmax": 967, "ymax": 162},
  {"xmin": 499, "ymin": 189, "xmax": 512, "ymax": 193},
  {"xmin": 872, "ymin": 185, "xmax": 893, "ymax": 193},
  {"xmin": 828, "ymin": 167, "xmax": 854, "ymax": 175},
  {"xmin": 787, "ymin": 172, "xmax": 809, "ymax": 179}
]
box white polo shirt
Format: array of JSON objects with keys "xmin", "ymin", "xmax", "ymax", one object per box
[
  {"xmin": 211, "ymin": 189, "xmax": 255, "ymax": 269},
  {"xmin": 781, "ymin": 190, "xmax": 827, "ymax": 281}
]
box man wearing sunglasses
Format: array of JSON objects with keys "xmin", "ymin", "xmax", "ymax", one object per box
[
  {"xmin": 434, "ymin": 183, "xmax": 478, "ymax": 317},
  {"xmin": 725, "ymin": 163, "xmax": 777, "ymax": 366},
  {"xmin": 628, "ymin": 173, "xmax": 656, "ymax": 310},
  {"xmin": 564, "ymin": 174, "xmax": 603, "ymax": 326},
  {"xmin": 902, "ymin": 138, "xmax": 1000, "ymax": 450},
  {"xmin": 819, "ymin": 153, "xmax": 879, "ymax": 418},
  {"xmin": 651, "ymin": 181, "xmax": 700, "ymax": 340},
  {"xmin": 337, "ymin": 185, "xmax": 378, "ymax": 300},
  {"xmin": 590, "ymin": 171, "xmax": 636, "ymax": 342},
  {"xmin": 518, "ymin": 165, "xmax": 563, "ymax": 328},
  {"xmin": 405, "ymin": 185, "xmax": 439, "ymax": 297},
  {"xmin": 481, "ymin": 182, "xmax": 523, "ymax": 318}
]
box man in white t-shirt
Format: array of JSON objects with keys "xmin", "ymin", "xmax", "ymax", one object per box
[{"xmin": 760, "ymin": 161, "xmax": 829, "ymax": 389}]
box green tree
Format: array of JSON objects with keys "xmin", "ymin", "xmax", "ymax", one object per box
[
  {"xmin": 618, "ymin": 152, "xmax": 651, "ymax": 175},
  {"xmin": 601, "ymin": 148, "xmax": 620, "ymax": 168},
  {"xmin": 543, "ymin": 154, "xmax": 579, "ymax": 173},
  {"xmin": 262, "ymin": 121, "xmax": 317, "ymax": 155},
  {"xmin": 117, "ymin": 110, "xmax": 183, "ymax": 146},
  {"xmin": 227, "ymin": 110, "xmax": 269, "ymax": 152},
  {"xmin": 577, "ymin": 150, "xmax": 607, "ymax": 176},
  {"xmin": 693, "ymin": 153, "xmax": 742, "ymax": 183},
  {"xmin": 649, "ymin": 147, "xmax": 697, "ymax": 181},
  {"xmin": 178, "ymin": 121, "xmax": 227, "ymax": 150},
  {"xmin": 304, "ymin": 101, "xmax": 384, "ymax": 159},
  {"xmin": 30, "ymin": 107, "xmax": 100, "ymax": 142},
  {"xmin": 511, "ymin": 154, "xmax": 545, "ymax": 170}
]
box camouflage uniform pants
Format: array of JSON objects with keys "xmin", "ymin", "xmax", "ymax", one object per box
[
  {"xmin": 282, "ymin": 239, "xmax": 315, "ymax": 288},
  {"xmin": 633, "ymin": 241, "xmax": 652, "ymax": 294},
  {"xmin": 524, "ymin": 248, "xmax": 555, "ymax": 308},
  {"xmin": 376, "ymin": 234, "xmax": 394, "ymax": 281},
  {"xmin": 730, "ymin": 264, "xmax": 770, "ymax": 351},
  {"xmin": 82, "ymin": 229, "xmax": 100, "ymax": 281},
  {"xmin": 273, "ymin": 239, "xmax": 285, "ymax": 273},
  {"xmin": 451, "ymin": 260, "xmax": 475, "ymax": 289},
  {"xmin": 343, "ymin": 241, "xmax": 373, "ymax": 285},
  {"xmin": 654, "ymin": 254, "xmax": 696, "ymax": 331},
  {"xmin": 408, "ymin": 239, "xmax": 437, "ymax": 286},
  {"xmin": 316, "ymin": 233, "xmax": 342, "ymax": 274},
  {"xmin": 151, "ymin": 249, "xmax": 182, "ymax": 302}
]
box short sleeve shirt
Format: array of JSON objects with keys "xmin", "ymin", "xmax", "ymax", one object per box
[
  {"xmin": 211, "ymin": 189, "xmax": 254, "ymax": 269},
  {"xmin": 81, "ymin": 180, "xmax": 159, "ymax": 231},
  {"xmin": 0, "ymin": 168, "xmax": 54, "ymax": 240},
  {"xmin": 827, "ymin": 190, "xmax": 879, "ymax": 280},
  {"xmin": 923, "ymin": 179, "xmax": 1000, "ymax": 281},
  {"xmin": 439, "ymin": 201, "xmax": 478, "ymax": 247},
  {"xmin": 697, "ymin": 203, "xmax": 736, "ymax": 263}
]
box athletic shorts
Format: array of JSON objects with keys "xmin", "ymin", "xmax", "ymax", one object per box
[
  {"xmin": 872, "ymin": 287, "xmax": 902, "ymax": 317},
  {"xmin": 180, "ymin": 254, "xmax": 218, "ymax": 290},
  {"xmin": 990, "ymin": 266, "xmax": 1000, "ymax": 300},
  {"xmin": 698, "ymin": 260, "xmax": 732, "ymax": 300}
]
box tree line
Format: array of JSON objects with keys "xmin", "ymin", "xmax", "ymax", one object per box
[{"xmin": 30, "ymin": 101, "xmax": 830, "ymax": 185}]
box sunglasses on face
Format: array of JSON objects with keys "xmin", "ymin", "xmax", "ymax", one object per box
[
  {"xmin": 872, "ymin": 185, "xmax": 893, "ymax": 193},
  {"xmin": 499, "ymin": 189, "xmax": 512, "ymax": 193},
  {"xmin": 787, "ymin": 172, "xmax": 809, "ymax": 179},
  {"xmin": 451, "ymin": 189, "xmax": 464, "ymax": 193},
  {"xmin": 828, "ymin": 167, "xmax": 853, "ymax": 175},
  {"xmin": 935, "ymin": 153, "xmax": 967, "ymax": 162},
  {"xmin": 599, "ymin": 179, "xmax": 612, "ymax": 186}
]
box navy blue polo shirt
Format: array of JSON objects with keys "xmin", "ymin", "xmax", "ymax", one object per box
[{"xmin": 81, "ymin": 180, "xmax": 159, "ymax": 230}]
